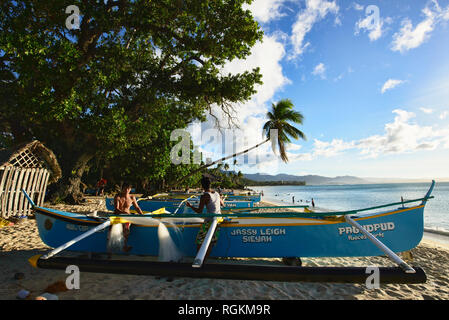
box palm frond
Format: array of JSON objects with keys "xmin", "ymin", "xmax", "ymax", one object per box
[
  {"xmin": 283, "ymin": 123, "xmax": 306, "ymax": 141},
  {"xmin": 278, "ymin": 138, "xmax": 288, "ymax": 162},
  {"xmin": 262, "ymin": 121, "xmax": 273, "ymax": 139}
]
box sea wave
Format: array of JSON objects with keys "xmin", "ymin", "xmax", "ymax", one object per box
[{"xmin": 424, "ymin": 227, "xmax": 449, "ymax": 237}]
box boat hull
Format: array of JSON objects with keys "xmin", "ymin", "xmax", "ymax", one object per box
[
  {"xmin": 225, "ymin": 195, "xmax": 261, "ymax": 202},
  {"xmin": 33, "ymin": 204, "xmax": 424, "ymax": 258},
  {"xmin": 148, "ymin": 193, "xmax": 262, "ymax": 203}
]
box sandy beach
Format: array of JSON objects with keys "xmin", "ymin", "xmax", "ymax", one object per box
[{"xmin": 1, "ymin": 197, "xmax": 449, "ymax": 300}]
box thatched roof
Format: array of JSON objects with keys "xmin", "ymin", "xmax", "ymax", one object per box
[{"xmin": 0, "ymin": 140, "xmax": 62, "ymax": 183}]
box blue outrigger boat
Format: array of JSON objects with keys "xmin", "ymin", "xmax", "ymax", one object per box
[
  {"xmin": 222, "ymin": 194, "xmax": 262, "ymax": 202},
  {"xmin": 22, "ymin": 181, "xmax": 434, "ymax": 283},
  {"xmin": 149, "ymin": 192, "xmax": 262, "ymax": 203},
  {"xmin": 105, "ymin": 197, "xmax": 254, "ymax": 214}
]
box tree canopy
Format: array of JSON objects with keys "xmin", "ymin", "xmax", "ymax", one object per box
[{"xmin": 0, "ymin": 0, "xmax": 263, "ymax": 202}]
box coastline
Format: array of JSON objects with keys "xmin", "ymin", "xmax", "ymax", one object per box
[
  {"xmin": 422, "ymin": 232, "xmax": 449, "ymax": 248},
  {"xmin": 258, "ymin": 199, "xmax": 304, "ymax": 212}
]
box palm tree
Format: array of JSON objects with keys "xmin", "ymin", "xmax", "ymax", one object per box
[
  {"xmin": 263, "ymin": 99, "xmax": 306, "ymax": 162},
  {"xmin": 214, "ymin": 163, "xmax": 224, "ymax": 176},
  {"xmin": 177, "ymin": 99, "xmax": 306, "ymax": 184}
]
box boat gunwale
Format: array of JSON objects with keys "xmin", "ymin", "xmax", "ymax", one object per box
[{"xmin": 33, "ymin": 203, "xmax": 425, "ymax": 228}]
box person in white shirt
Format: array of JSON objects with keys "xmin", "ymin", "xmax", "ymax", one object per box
[{"xmin": 186, "ymin": 177, "xmax": 224, "ymax": 254}]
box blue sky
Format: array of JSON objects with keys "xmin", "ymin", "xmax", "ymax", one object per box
[{"xmin": 191, "ymin": 0, "xmax": 449, "ymax": 180}]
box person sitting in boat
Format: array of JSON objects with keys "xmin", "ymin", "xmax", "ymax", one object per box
[
  {"xmin": 113, "ymin": 182, "xmax": 144, "ymax": 252},
  {"xmin": 186, "ymin": 177, "xmax": 224, "ymax": 255}
]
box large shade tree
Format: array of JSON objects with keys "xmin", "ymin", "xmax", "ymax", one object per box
[{"xmin": 0, "ymin": 0, "xmax": 263, "ymax": 203}]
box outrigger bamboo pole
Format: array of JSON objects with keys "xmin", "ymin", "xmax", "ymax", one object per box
[
  {"xmin": 192, "ymin": 217, "xmax": 219, "ymax": 268},
  {"xmin": 20, "ymin": 188, "xmax": 113, "ymax": 260},
  {"xmin": 173, "ymin": 195, "xmax": 196, "ymax": 214},
  {"xmin": 41, "ymin": 220, "xmax": 111, "ymax": 260},
  {"xmin": 344, "ymin": 215, "xmax": 415, "ymax": 273}
]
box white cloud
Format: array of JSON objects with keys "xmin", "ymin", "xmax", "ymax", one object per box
[
  {"xmin": 392, "ymin": 109, "xmax": 415, "ymax": 122},
  {"xmin": 367, "ymin": 23, "xmax": 383, "ymax": 41},
  {"xmin": 333, "ymin": 73, "xmax": 344, "ymax": 82},
  {"xmin": 244, "ymin": 0, "xmax": 287, "ymax": 23},
  {"xmin": 224, "ymin": 35, "xmax": 290, "ymax": 107},
  {"xmin": 420, "ymin": 107, "xmax": 434, "ymax": 114},
  {"xmin": 289, "ymin": 0, "xmax": 339, "ymax": 59},
  {"xmin": 312, "ymin": 62, "xmax": 326, "ymax": 79},
  {"xmin": 440, "ymin": 111, "xmax": 449, "ymax": 119},
  {"xmin": 190, "ymin": 34, "xmax": 292, "ymax": 167},
  {"xmin": 354, "ymin": 4, "xmax": 394, "ymax": 42},
  {"xmin": 289, "ymin": 152, "xmax": 314, "ymax": 161},
  {"xmin": 334, "ymin": 16, "xmax": 342, "ymax": 26},
  {"xmin": 313, "ymin": 139, "xmax": 355, "ymax": 157},
  {"xmin": 355, "ymin": 14, "xmax": 388, "ymax": 41},
  {"xmin": 354, "ymin": 109, "xmax": 442, "ymax": 157},
  {"xmin": 291, "ymin": 109, "xmax": 449, "ymax": 162},
  {"xmin": 391, "ymin": 0, "xmax": 449, "ymax": 53},
  {"xmin": 352, "ymin": 2, "xmax": 364, "ymax": 11},
  {"xmin": 381, "ymin": 79, "xmax": 405, "ymax": 94},
  {"xmin": 288, "ymin": 143, "xmax": 302, "ymax": 151},
  {"xmin": 391, "ymin": 17, "xmax": 434, "ymax": 53},
  {"xmin": 333, "ymin": 66, "xmax": 354, "ymax": 82},
  {"xmin": 444, "ymin": 8, "xmax": 449, "ymax": 20}
]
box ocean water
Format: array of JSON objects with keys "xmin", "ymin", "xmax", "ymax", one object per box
[{"xmin": 252, "ymin": 181, "xmax": 449, "ymax": 233}]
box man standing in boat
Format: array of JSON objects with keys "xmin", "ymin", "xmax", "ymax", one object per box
[
  {"xmin": 186, "ymin": 177, "xmax": 224, "ymax": 257},
  {"xmin": 113, "ymin": 182, "xmax": 144, "ymax": 252}
]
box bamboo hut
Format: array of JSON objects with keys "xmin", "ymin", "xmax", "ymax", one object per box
[{"xmin": 0, "ymin": 141, "xmax": 61, "ymax": 219}]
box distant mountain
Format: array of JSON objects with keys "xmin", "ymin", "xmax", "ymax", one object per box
[
  {"xmin": 364, "ymin": 177, "xmax": 445, "ymax": 183},
  {"xmin": 243, "ymin": 173, "xmax": 370, "ymax": 185}
]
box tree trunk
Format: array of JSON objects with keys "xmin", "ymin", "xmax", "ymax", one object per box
[
  {"xmin": 176, "ymin": 138, "xmax": 269, "ymax": 185},
  {"xmin": 48, "ymin": 152, "xmax": 95, "ymax": 204}
]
